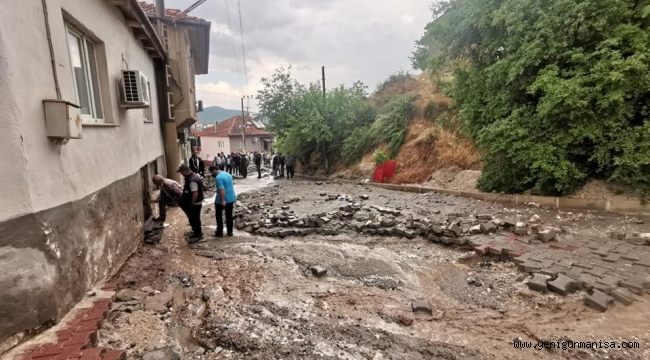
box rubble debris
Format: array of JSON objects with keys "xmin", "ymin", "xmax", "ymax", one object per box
[
  {"xmin": 526, "ymin": 273, "xmax": 550, "ymax": 293},
  {"xmin": 310, "ymin": 266, "xmax": 328, "ymax": 277},
  {"xmin": 141, "ymin": 347, "xmax": 180, "ymax": 360},
  {"xmin": 536, "ymin": 229, "xmax": 557, "ymax": 243},
  {"xmin": 547, "ymin": 274, "xmax": 578, "ymax": 295},
  {"xmin": 115, "ymin": 289, "xmax": 144, "ymax": 302},
  {"xmin": 397, "ymin": 314, "xmax": 414, "ymax": 326},
  {"xmin": 480, "ymin": 221, "xmax": 497, "ymax": 234},
  {"xmin": 584, "ymin": 290, "xmax": 614, "ymax": 312},
  {"xmin": 411, "ymin": 300, "xmax": 433, "ymax": 315}
]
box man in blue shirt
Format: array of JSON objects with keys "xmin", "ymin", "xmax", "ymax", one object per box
[{"xmin": 209, "ymin": 165, "xmax": 237, "ymax": 237}]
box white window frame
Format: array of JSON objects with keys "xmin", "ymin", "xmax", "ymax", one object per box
[
  {"xmin": 218, "ymin": 141, "xmax": 224, "ymax": 150},
  {"xmin": 143, "ymin": 81, "xmax": 153, "ymax": 123},
  {"xmin": 65, "ymin": 25, "xmax": 104, "ymax": 124}
]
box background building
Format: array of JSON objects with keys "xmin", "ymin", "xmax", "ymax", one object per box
[
  {"xmin": 140, "ymin": 2, "xmax": 210, "ymax": 180},
  {"xmin": 195, "ymin": 115, "xmax": 273, "ymax": 159}
]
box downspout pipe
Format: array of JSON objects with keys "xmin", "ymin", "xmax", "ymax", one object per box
[{"xmin": 42, "ymin": 0, "xmax": 61, "ymax": 100}]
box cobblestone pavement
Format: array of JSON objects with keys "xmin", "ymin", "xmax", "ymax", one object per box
[{"xmin": 234, "ymin": 180, "xmax": 650, "ymax": 311}]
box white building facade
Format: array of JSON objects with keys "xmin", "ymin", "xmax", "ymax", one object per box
[{"xmin": 0, "ymin": 0, "xmax": 168, "ymax": 352}]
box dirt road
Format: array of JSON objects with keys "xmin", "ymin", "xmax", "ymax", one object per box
[{"xmin": 98, "ymin": 178, "xmax": 650, "ymax": 359}]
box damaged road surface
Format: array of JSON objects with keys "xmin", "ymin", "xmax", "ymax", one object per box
[{"xmin": 98, "ymin": 179, "xmax": 650, "ymax": 359}]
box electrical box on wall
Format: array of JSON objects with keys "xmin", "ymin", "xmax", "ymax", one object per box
[{"xmin": 43, "ymin": 99, "xmax": 82, "ymax": 140}]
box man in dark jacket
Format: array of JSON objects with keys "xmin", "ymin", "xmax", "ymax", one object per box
[
  {"xmin": 254, "ymin": 152, "xmax": 262, "ymax": 178},
  {"xmin": 278, "ymin": 153, "xmax": 285, "ymax": 178},
  {"xmin": 189, "ymin": 153, "xmax": 205, "ymax": 177},
  {"xmin": 239, "ymin": 152, "xmax": 249, "ymax": 178},
  {"xmin": 285, "ymin": 155, "xmax": 296, "ymax": 179},
  {"xmin": 178, "ymin": 164, "xmax": 204, "ymax": 242}
]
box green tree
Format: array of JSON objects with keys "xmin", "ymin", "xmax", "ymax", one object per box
[
  {"xmin": 256, "ymin": 68, "xmax": 375, "ymax": 173},
  {"xmin": 415, "ymin": 0, "xmax": 650, "ymax": 195}
]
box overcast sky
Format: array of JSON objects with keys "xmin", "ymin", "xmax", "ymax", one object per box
[{"xmin": 157, "ymin": 0, "xmax": 433, "ymax": 110}]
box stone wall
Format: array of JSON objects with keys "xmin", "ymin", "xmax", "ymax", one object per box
[{"xmin": 0, "ymin": 170, "xmax": 147, "ymax": 352}]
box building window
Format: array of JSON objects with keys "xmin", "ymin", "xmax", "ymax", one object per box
[
  {"xmin": 218, "ymin": 141, "xmax": 224, "ymax": 150},
  {"xmin": 143, "ymin": 81, "xmax": 153, "ymax": 123},
  {"xmin": 66, "ymin": 25, "xmax": 103, "ymax": 124}
]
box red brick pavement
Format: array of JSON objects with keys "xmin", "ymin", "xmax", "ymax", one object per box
[{"xmin": 18, "ymin": 296, "xmax": 125, "ymax": 360}]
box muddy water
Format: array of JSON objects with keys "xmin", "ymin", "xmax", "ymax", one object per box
[{"xmin": 99, "ymin": 179, "xmax": 650, "ymax": 360}]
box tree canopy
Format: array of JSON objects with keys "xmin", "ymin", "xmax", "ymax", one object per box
[
  {"xmin": 414, "ymin": 0, "xmax": 650, "ymax": 195},
  {"xmin": 256, "ymin": 68, "xmax": 375, "ymax": 172}
]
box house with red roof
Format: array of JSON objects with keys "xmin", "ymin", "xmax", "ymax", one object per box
[{"xmin": 195, "ymin": 115, "xmax": 273, "ymax": 159}]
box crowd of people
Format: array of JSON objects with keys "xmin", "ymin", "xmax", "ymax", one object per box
[{"xmin": 152, "ymin": 150, "xmax": 297, "ymax": 243}]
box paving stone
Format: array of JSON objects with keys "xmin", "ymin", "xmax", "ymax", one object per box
[
  {"xmin": 474, "ymin": 244, "xmax": 490, "ymax": 255},
  {"xmin": 487, "ymin": 246, "xmax": 503, "ymax": 255},
  {"xmin": 557, "ymin": 259, "xmax": 575, "ymax": 268},
  {"xmin": 608, "ymin": 287, "xmax": 636, "ymax": 305},
  {"xmin": 547, "ymin": 273, "xmax": 578, "ymax": 295},
  {"xmin": 518, "ymin": 261, "xmax": 542, "ymax": 273},
  {"xmin": 512, "ymin": 227, "xmax": 528, "ymax": 236},
  {"xmin": 603, "ymin": 253, "xmax": 621, "ymax": 263},
  {"xmin": 310, "ymin": 266, "xmax": 328, "ymax": 277},
  {"xmin": 480, "ymin": 221, "xmax": 497, "ymax": 234},
  {"xmin": 526, "ymin": 273, "xmax": 550, "ymax": 293},
  {"xmin": 584, "ymin": 290, "xmax": 614, "ymax": 312},
  {"xmin": 576, "ymin": 273, "xmax": 599, "ymax": 290},
  {"xmin": 626, "ymin": 237, "xmax": 646, "ymax": 245},
  {"xmin": 451, "ymin": 237, "xmax": 468, "ymax": 246},
  {"xmin": 477, "ymin": 214, "xmax": 493, "ymax": 221},
  {"xmin": 411, "ymin": 300, "xmax": 433, "ymax": 315},
  {"xmin": 585, "ymin": 267, "xmax": 608, "ymax": 278},
  {"xmin": 468, "ymin": 225, "xmax": 482, "ymax": 235},
  {"xmin": 592, "ymin": 247, "xmax": 611, "ymax": 257},
  {"xmin": 619, "ymin": 276, "xmax": 647, "ymax": 294},
  {"xmin": 538, "ymin": 268, "xmax": 559, "ymax": 280},
  {"xmin": 621, "ymin": 252, "xmax": 641, "ymax": 262},
  {"xmin": 536, "ymin": 229, "xmax": 557, "ymax": 243},
  {"xmin": 634, "ymin": 256, "xmax": 650, "ymax": 268}
]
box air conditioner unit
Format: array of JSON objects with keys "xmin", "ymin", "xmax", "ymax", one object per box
[{"xmin": 119, "ymin": 70, "xmax": 150, "ymax": 108}]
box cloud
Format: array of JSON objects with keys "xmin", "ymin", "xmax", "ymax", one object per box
[{"xmin": 158, "ymin": 0, "xmax": 433, "ymax": 110}]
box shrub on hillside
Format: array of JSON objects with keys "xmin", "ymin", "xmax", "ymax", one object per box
[{"xmin": 414, "ymin": 0, "xmax": 650, "ymax": 195}]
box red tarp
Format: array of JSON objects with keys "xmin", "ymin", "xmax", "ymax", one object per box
[{"xmin": 372, "ymin": 160, "xmax": 396, "ymax": 183}]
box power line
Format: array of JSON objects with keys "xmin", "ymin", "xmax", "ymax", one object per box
[
  {"xmin": 237, "ymin": 0, "xmax": 249, "ymax": 87},
  {"xmin": 223, "ymin": 0, "xmax": 241, "ymax": 75}
]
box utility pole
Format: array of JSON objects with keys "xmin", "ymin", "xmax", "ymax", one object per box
[
  {"xmin": 241, "ymin": 96, "xmax": 246, "ymax": 153},
  {"xmin": 321, "ymin": 66, "xmax": 326, "ymax": 100}
]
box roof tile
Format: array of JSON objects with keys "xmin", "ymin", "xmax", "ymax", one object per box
[{"xmin": 195, "ymin": 116, "xmax": 271, "ymax": 137}]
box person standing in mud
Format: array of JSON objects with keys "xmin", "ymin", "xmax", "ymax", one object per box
[
  {"xmin": 178, "ymin": 164, "xmax": 204, "ymax": 242},
  {"xmin": 189, "ymin": 153, "xmax": 205, "ymax": 177},
  {"xmin": 254, "ymin": 151, "xmax": 262, "ymax": 178},
  {"xmin": 285, "ymin": 154, "xmax": 295, "ymax": 179},
  {"xmin": 210, "ymin": 165, "xmax": 237, "ymax": 237},
  {"xmin": 271, "ymin": 153, "xmax": 278, "ymax": 177},
  {"xmin": 232, "ymin": 153, "xmax": 240, "ymax": 177},
  {"xmin": 239, "ymin": 152, "xmax": 249, "ymax": 178},
  {"xmin": 152, "ymin": 175, "xmax": 183, "ymax": 222},
  {"xmin": 278, "ymin": 153, "xmax": 286, "ymax": 178}
]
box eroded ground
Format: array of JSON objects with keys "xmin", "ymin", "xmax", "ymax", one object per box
[{"xmin": 98, "ymin": 179, "xmax": 650, "ymax": 359}]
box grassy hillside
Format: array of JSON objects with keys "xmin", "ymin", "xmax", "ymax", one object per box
[
  {"xmin": 336, "ymin": 73, "xmax": 481, "ymax": 184},
  {"xmin": 198, "ymin": 106, "xmax": 241, "ymax": 125}
]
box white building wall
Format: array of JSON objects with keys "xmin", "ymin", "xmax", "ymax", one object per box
[
  {"xmin": 201, "ymin": 137, "xmax": 231, "ymax": 160},
  {"xmin": 0, "ymin": 0, "xmax": 165, "ymax": 220}
]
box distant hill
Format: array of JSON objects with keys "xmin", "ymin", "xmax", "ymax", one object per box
[{"xmin": 198, "ymin": 106, "xmax": 241, "ymax": 125}]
